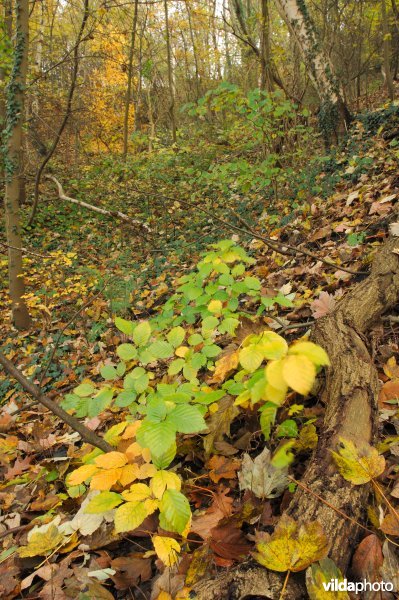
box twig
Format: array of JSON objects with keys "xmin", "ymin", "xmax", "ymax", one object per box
[
  {"xmin": 0, "ymin": 522, "xmax": 35, "ymax": 541},
  {"xmin": 0, "ymin": 352, "xmax": 113, "ymax": 453},
  {"xmin": 131, "ymin": 186, "xmax": 367, "ymax": 276},
  {"xmin": 0, "ymin": 241, "xmax": 51, "ymax": 259},
  {"xmin": 45, "ymin": 175, "xmax": 151, "ymax": 233}
]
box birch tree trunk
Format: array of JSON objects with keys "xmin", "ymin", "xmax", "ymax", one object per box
[
  {"xmin": 273, "ymin": 0, "xmax": 350, "ymax": 141},
  {"xmin": 3, "ymin": 0, "xmax": 31, "ymax": 329}
]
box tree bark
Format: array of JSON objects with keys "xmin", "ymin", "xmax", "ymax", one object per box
[
  {"xmin": 273, "ymin": 0, "xmax": 350, "ymax": 141},
  {"xmin": 3, "ymin": 0, "xmax": 31, "ymax": 330},
  {"xmin": 164, "ymin": 0, "xmax": 177, "ymax": 143},
  {"xmin": 122, "ymin": 0, "xmax": 139, "ymax": 159},
  {"xmin": 193, "ymin": 236, "xmax": 399, "ymax": 599},
  {"xmin": 260, "ymin": 0, "xmax": 274, "ymax": 91},
  {"xmin": 382, "ymin": 0, "xmax": 395, "ymax": 100}
]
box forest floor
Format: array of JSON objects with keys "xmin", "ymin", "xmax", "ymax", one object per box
[{"xmin": 1, "ymin": 98, "xmax": 399, "ymax": 599}]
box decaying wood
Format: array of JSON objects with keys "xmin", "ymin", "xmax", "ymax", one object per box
[
  {"xmin": 45, "ymin": 175, "xmax": 151, "ymax": 234},
  {"xmin": 194, "ymin": 236, "xmax": 399, "ymax": 600}
]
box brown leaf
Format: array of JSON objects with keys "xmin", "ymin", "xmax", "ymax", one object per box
[
  {"xmin": 352, "ymin": 534, "xmax": 383, "ymax": 581},
  {"xmin": 191, "ymin": 490, "xmax": 233, "ymax": 539},
  {"xmin": 379, "ymin": 379, "xmax": 399, "ymax": 407},
  {"xmin": 110, "ymin": 554, "xmax": 152, "ymax": 590},
  {"xmin": 210, "ymin": 523, "xmax": 251, "ymax": 560},
  {"xmin": 5, "ymin": 456, "xmax": 32, "ymax": 481},
  {"xmin": 208, "ymin": 455, "xmax": 240, "ymax": 483},
  {"xmin": 380, "ymin": 511, "xmax": 399, "ymax": 536}
]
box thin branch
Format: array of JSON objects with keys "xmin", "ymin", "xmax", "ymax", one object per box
[
  {"xmin": 130, "ymin": 186, "xmax": 367, "ymax": 276},
  {"xmin": 0, "ymin": 241, "xmax": 51, "ymax": 259},
  {"xmin": 0, "ymin": 352, "xmax": 113, "ymax": 453}
]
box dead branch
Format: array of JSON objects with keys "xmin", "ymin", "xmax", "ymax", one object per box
[
  {"xmin": 0, "ymin": 352, "xmax": 113, "ymax": 453},
  {"xmin": 45, "ymin": 175, "xmax": 151, "ymax": 233}
]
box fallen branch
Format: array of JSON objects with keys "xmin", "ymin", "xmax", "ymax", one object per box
[
  {"xmin": 45, "ymin": 175, "xmax": 151, "ymax": 234},
  {"xmin": 0, "ymin": 352, "xmax": 113, "ymax": 453}
]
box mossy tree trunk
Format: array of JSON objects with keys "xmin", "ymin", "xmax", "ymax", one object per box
[
  {"xmin": 273, "ymin": 0, "xmax": 351, "ymax": 143},
  {"xmin": 3, "ymin": 0, "xmax": 31, "ymax": 330}
]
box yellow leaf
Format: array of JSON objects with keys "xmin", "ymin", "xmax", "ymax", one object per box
[
  {"xmin": 239, "ymin": 345, "xmax": 264, "ymax": 372},
  {"xmin": 67, "ymin": 464, "xmax": 98, "ymax": 486},
  {"xmin": 153, "ymin": 535, "xmax": 181, "ymax": 567},
  {"xmin": 144, "ymin": 498, "xmax": 159, "ymax": 514},
  {"xmin": 265, "ymin": 359, "xmax": 287, "ymax": 391},
  {"xmin": 175, "ymin": 346, "xmax": 190, "ymax": 358},
  {"xmin": 264, "ymin": 383, "xmax": 288, "ymax": 406},
  {"xmin": 18, "ymin": 524, "xmax": 65, "ymax": 558},
  {"xmin": 122, "ymin": 421, "xmax": 142, "ymax": 440},
  {"xmin": 138, "ymin": 463, "xmax": 157, "ymax": 479},
  {"xmin": 119, "ymin": 464, "xmax": 139, "ymax": 487},
  {"xmin": 208, "ymin": 300, "xmax": 222, "ymax": 314},
  {"xmin": 95, "ymin": 451, "xmax": 128, "ymax": 469},
  {"xmin": 90, "ymin": 468, "xmax": 122, "ymax": 491},
  {"xmin": 258, "ymin": 331, "xmax": 288, "ymax": 360},
  {"xmin": 254, "ymin": 515, "xmax": 328, "ymax": 572},
  {"xmin": 282, "ymin": 355, "xmax": 316, "ymax": 395},
  {"xmin": 331, "ymin": 438, "xmax": 385, "ymax": 485},
  {"xmin": 212, "ymin": 351, "xmax": 239, "ymax": 383},
  {"xmin": 125, "ymin": 441, "xmax": 142, "ymax": 460},
  {"xmin": 121, "ymin": 483, "xmax": 151, "ymax": 502},
  {"xmin": 114, "ymin": 501, "xmax": 148, "ymax": 533},
  {"xmin": 288, "ymin": 341, "xmax": 330, "ymax": 366},
  {"xmin": 150, "ymin": 470, "xmax": 181, "ymax": 499},
  {"xmin": 156, "ymin": 593, "xmax": 173, "ymax": 600}
]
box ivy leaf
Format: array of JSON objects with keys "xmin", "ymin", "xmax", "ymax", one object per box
[
  {"xmin": 19, "ymin": 524, "xmax": 65, "ymax": 557},
  {"xmin": 239, "ymin": 345, "xmax": 264, "ymax": 372},
  {"xmin": 114, "ymin": 501, "xmax": 148, "ymax": 533},
  {"xmin": 159, "ymin": 489, "xmax": 191, "ymax": 534},
  {"xmin": 117, "ymin": 344, "xmax": 138, "ymax": 361},
  {"xmin": 331, "ymin": 438, "xmax": 385, "ymax": 485},
  {"xmin": 85, "ymin": 491, "xmax": 123, "ymax": 513},
  {"xmin": 167, "ymin": 404, "xmax": 207, "ymax": 434},
  {"xmin": 133, "ymin": 321, "xmax": 151, "ymax": 346},
  {"xmin": 153, "ymin": 535, "xmax": 181, "ymax": 567},
  {"xmin": 254, "ymin": 515, "xmax": 329, "ymax": 572}
]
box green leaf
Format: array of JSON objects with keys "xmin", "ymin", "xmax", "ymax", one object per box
[
  {"xmin": 244, "ymin": 276, "xmax": 261, "ymax": 290},
  {"xmin": 133, "ymin": 321, "xmax": 151, "ymax": 346},
  {"xmin": 134, "ymin": 373, "xmax": 149, "ymax": 394},
  {"xmin": 114, "ymin": 390, "xmax": 137, "ymax": 408},
  {"xmin": 202, "ymin": 316, "xmax": 219, "ymax": 332},
  {"xmin": 115, "ymin": 317, "xmax": 135, "ymax": 336},
  {"xmin": 167, "ymin": 326, "xmax": 185, "ymax": 347},
  {"xmin": 201, "ymin": 344, "xmax": 221, "ymax": 358},
  {"xmin": 167, "ymin": 404, "xmax": 207, "ymax": 434},
  {"xmin": 219, "ymin": 317, "xmax": 240, "ymax": 335},
  {"xmin": 90, "ymin": 388, "xmax": 114, "ymax": 417},
  {"xmin": 117, "ymin": 344, "xmax": 138, "ymax": 361},
  {"xmin": 114, "ymin": 501, "xmax": 148, "ymax": 533},
  {"xmin": 100, "ymin": 364, "xmax": 118, "ymax": 381},
  {"xmin": 138, "ymin": 421, "xmax": 176, "ymax": 456},
  {"xmin": 168, "ymin": 358, "xmax": 185, "ymax": 375},
  {"xmin": 188, "ymin": 333, "xmax": 203, "ymax": 346},
  {"xmin": 85, "ymin": 491, "xmax": 123, "ymax": 513},
  {"xmin": 151, "ymin": 443, "xmax": 177, "ymax": 469},
  {"xmin": 159, "ymin": 489, "xmax": 191, "ymax": 534},
  {"xmin": 276, "ymin": 419, "xmax": 298, "ymax": 438},
  {"xmin": 146, "ymin": 397, "xmax": 167, "ymax": 422},
  {"xmin": 74, "ymin": 383, "xmax": 95, "ymax": 398},
  {"xmin": 147, "ymin": 341, "xmax": 174, "ymax": 359}
]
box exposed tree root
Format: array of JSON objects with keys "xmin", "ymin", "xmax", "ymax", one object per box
[{"xmin": 193, "ymin": 236, "xmax": 399, "ymax": 600}]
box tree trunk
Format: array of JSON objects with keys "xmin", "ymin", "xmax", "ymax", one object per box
[
  {"xmin": 273, "ymin": 0, "xmax": 350, "ymax": 142},
  {"xmin": 122, "ymin": 0, "xmax": 139, "ymax": 159},
  {"xmin": 260, "ymin": 0, "xmax": 274, "ymax": 91},
  {"xmin": 382, "ymin": 0, "xmax": 395, "ymax": 100},
  {"xmin": 3, "ymin": 0, "xmax": 31, "ymax": 330},
  {"xmin": 163, "ymin": 0, "xmax": 177, "ymax": 143},
  {"xmin": 193, "ymin": 236, "xmax": 399, "ymax": 599}
]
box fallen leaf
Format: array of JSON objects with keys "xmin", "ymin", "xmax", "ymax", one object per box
[
  {"xmin": 254, "ymin": 515, "xmax": 329, "ymax": 572},
  {"xmin": 306, "ymin": 558, "xmax": 350, "ymax": 599},
  {"xmin": 208, "ymin": 455, "xmax": 240, "ymax": 483},
  {"xmin": 352, "ymin": 534, "xmax": 383, "ymax": 583},
  {"xmin": 238, "ymin": 447, "xmax": 288, "ymax": 498},
  {"xmin": 332, "ymin": 438, "xmax": 385, "ymax": 485}
]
